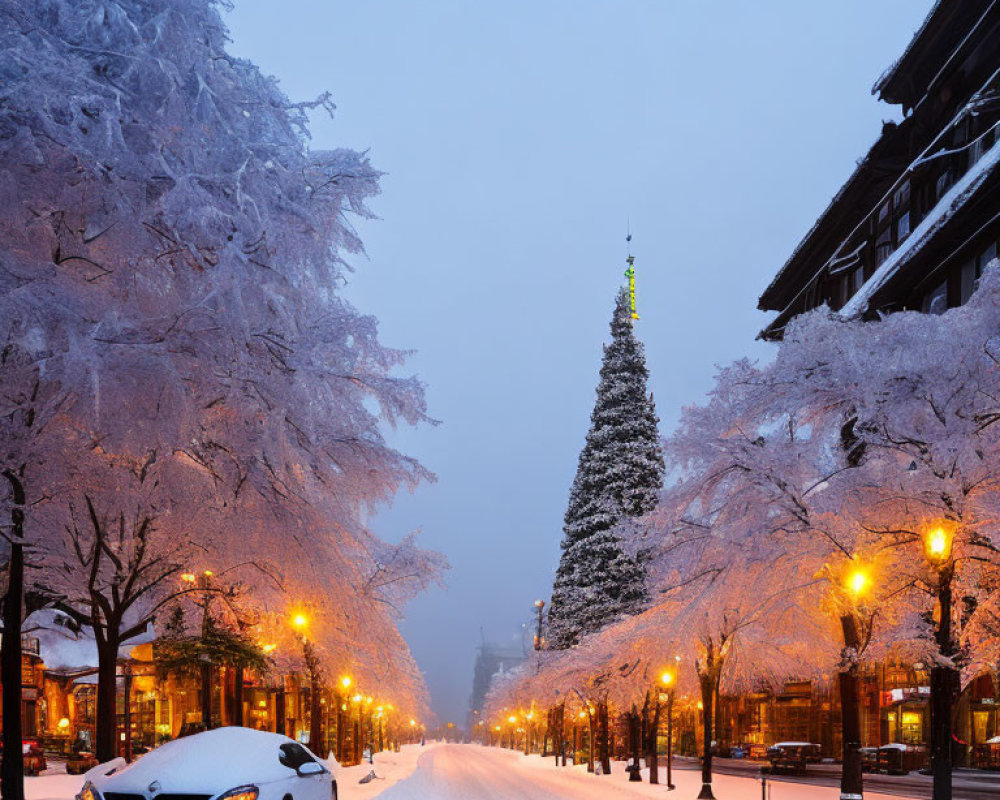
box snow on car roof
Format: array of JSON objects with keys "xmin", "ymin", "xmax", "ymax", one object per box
[
  {"xmin": 771, "ymin": 742, "xmax": 818, "ymax": 747},
  {"xmin": 96, "ymin": 727, "xmax": 323, "ymax": 792}
]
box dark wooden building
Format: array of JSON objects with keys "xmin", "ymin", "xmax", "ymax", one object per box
[
  {"xmin": 750, "ymin": 2, "xmax": 1000, "ymax": 766},
  {"xmin": 759, "ymin": 1, "xmax": 1000, "ymax": 339}
]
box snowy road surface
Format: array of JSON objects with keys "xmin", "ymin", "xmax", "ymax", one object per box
[{"xmin": 364, "ymin": 745, "xmax": 914, "ymax": 800}]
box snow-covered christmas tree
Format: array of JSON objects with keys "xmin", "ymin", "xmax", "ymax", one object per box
[{"xmin": 547, "ymin": 282, "xmax": 664, "ymax": 648}]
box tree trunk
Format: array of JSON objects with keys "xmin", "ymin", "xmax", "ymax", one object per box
[
  {"xmin": 646, "ymin": 690, "xmax": 660, "ymax": 784},
  {"xmin": 336, "ymin": 701, "xmax": 346, "ymax": 762},
  {"xmin": 839, "ymin": 614, "xmax": 864, "ymax": 800},
  {"xmin": 628, "ymin": 707, "xmax": 642, "ymax": 780},
  {"xmin": 310, "ymin": 679, "xmax": 322, "ymax": 753},
  {"xmin": 275, "ymin": 688, "xmax": 285, "ymax": 735},
  {"xmin": 930, "ymin": 576, "xmax": 955, "ymax": 800},
  {"xmin": 233, "ymin": 667, "xmax": 244, "ymax": 727},
  {"xmin": 598, "ymin": 700, "xmax": 611, "ymax": 775},
  {"xmin": 557, "ymin": 703, "xmax": 566, "ymax": 766},
  {"xmin": 587, "ymin": 713, "xmax": 594, "ymax": 772},
  {"xmin": 200, "ymin": 661, "xmax": 213, "ymax": 728},
  {"xmin": 698, "ymin": 668, "xmax": 716, "ymax": 799},
  {"xmin": 1, "ymin": 469, "xmax": 25, "ymax": 800},
  {"xmin": 95, "ymin": 637, "xmax": 120, "ymax": 763}
]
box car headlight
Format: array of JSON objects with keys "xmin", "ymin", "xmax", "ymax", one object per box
[
  {"xmin": 77, "ymin": 782, "xmax": 102, "ymax": 800},
  {"xmin": 217, "ymin": 786, "xmax": 259, "ymax": 800}
]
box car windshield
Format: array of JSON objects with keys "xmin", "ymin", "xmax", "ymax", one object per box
[{"xmin": 278, "ymin": 742, "xmax": 317, "ymax": 770}]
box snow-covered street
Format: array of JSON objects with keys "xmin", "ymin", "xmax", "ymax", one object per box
[{"xmin": 367, "ymin": 745, "xmax": 914, "ymax": 800}]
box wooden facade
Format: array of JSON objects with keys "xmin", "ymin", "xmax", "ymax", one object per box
[
  {"xmin": 749, "ymin": 1, "xmax": 1000, "ymax": 768},
  {"xmin": 760, "ymin": 1, "xmax": 1000, "ymax": 339}
]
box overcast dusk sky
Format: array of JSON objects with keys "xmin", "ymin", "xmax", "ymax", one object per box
[{"xmin": 224, "ymin": 1, "xmax": 932, "ymax": 725}]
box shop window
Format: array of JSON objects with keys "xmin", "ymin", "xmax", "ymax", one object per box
[
  {"xmin": 973, "ymin": 711, "xmax": 990, "ymax": 744},
  {"xmin": 923, "ymin": 281, "xmax": 948, "ymax": 315},
  {"xmin": 900, "ymin": 710, "xmax": 923, "ymax": 745}
]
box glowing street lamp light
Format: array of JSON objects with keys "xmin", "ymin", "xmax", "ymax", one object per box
[
  {"xmin": 340, "ymin": 676, "xmax": 353, "ymax": 690},
  {"xmin": 291, "ymin": 613, "xmax": 308, "ymax": 631},
  {"xmin": 923, "ymin": 521, "xmax": 954, "ymax": 564},
  {"xmin": 845, "ymin": 565, "xmax": 871, "ymax": 599}
]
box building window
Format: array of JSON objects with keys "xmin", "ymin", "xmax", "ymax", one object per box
[
  {"xmin": 923, "ymin": 281, "xmax": 948, "ymax": 315},
  {"xmin": 978, "ymin": 241, "xmax": 997, "ymax": 272},
  {"xmin": 936, "ymin": 169, "xmax": 954, "ymax": 200},
  {"xmin": 900, "ymin": 710, "xmax": 923, "ymax": 745},
  {"xmin": 875, "ymin": 230, "xmax": 893, "ymax": 266},
  {"xmin": 896, "ymin": 211, "xmax": 910, "ymax": 242},
  {"xmin": 961, "ymin": 259, "xmax": 977, "ymax": 305},
  {"xmin": 851, "ymin": 265, "xmax": 865, "ymax": 295},
  {"xmin": 893, "ymin": 180, "xmax": 910, "ymax": 209}
]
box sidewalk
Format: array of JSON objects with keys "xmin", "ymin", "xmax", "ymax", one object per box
[{"xmin": 511, "ymin": 751, "xmax": 911, "ymax": 800}]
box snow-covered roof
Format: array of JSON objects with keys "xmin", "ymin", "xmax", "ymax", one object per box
[
  {"xmin": 23, "ymin": 608, "xmax": 155, "ymax": 674},
  {"xmin": 840, "ymin": 136, "xmax": 1000, "ymax": 317},
  {"xmin": 871, "ymin": 0, "xmax": 944, "ymax": 101}
]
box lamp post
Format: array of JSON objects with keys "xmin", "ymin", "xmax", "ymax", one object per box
[
  {"xmin": 337, "ymin": 676, "xmax": 352, "ymax": 762},
  {"xmin": 661, "ymin": 669, "xmax": 677, "ymax": 790},
  {"xmin": 837, "ymin": 561, "xmax": 872, "ymax": 800},
  {"xmin": 533, "ymin": 600, "xmax": 545, "ymax": 651},
  {"xmin": 351, "ymin": 693, "xmax": 363, "ymax": 764},
  {"xmin": 923, "ymin": 521, "xmax": 956, "ymax": 800},
  {"xmin": 291, "ymin": 613, "xmax": 323, "ymax": 751}
]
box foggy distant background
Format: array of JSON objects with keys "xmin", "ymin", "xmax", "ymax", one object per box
[{"xmin": 225, "ymin": 0, "xmax": 931, "ymax": 724}]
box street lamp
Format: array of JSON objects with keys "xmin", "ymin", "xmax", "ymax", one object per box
[
  {"xmin": 921, "ymin": 519, "xmax": 957, "ymax": 800},
  {"xmin": 335, "ymin": 676, "xmax": 352, "ymax": 762},
  {"xmin": 660, "ymin": 668, "xmax": 677, "ymax": 790},
  {"xmin": 533, "ymin": 600, "xmax": 545, "ymax": 651},
  {"xmin": 834, "ymin": 558, "xmax": 874, "ymax": 800},
  {"xmin": 289, "ymin": 612, "xmax": 322, "ymax": 752}
]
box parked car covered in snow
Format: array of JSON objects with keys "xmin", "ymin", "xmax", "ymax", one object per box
[
  {"xmin": 0, "ymin": 738, "xmax": 47, "ymax": 776},
  {"xmin": 76, "ymin": 728, "xmax": 337, "ymax": 800},
  {"xmin": 766, "ymin": 742, "xmax": 822, "ymax": 772}
]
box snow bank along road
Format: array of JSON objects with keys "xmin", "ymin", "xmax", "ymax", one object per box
[
  {"xmin": 370, "ymin": 744, "xmax": 914, "ymax": 800},
  {"xmin": 23, "ymin": 743, "xmax": 934, "ymax": 800}
]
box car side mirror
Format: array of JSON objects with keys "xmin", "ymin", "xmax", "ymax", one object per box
[{"xmin": 297, "ymin": 762, "xmax": 324, "ymax": 777}]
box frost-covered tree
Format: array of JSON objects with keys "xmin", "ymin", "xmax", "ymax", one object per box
[
  {"xmin": 0, "ymin": 0, "xmax": 440, "ymax": 779},
  {"xmin": 548, "ymin": 288, "xmax": 664, "ymax": 648},
  {"xmin": 768, "ymin": 267, "xmax": 1000, "ymax": 799}
]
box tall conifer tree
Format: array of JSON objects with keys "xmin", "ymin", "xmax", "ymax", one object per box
[{"xmin": 547, "ymin": 287, "xmax": 664, "ymax": 649}]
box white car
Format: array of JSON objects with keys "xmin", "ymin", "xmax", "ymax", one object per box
[{"xmin": 76, "ymin": 728, "xmax": 337, "ymax": 800}]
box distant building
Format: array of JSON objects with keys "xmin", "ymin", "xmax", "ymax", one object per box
[
  {"xmin": 759, "ymin": 1, "xmax": 1000, "ymax": 339},
  {"xmin": 467, "ymin": 641, "xmax": 524, "ymax": 734}
]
